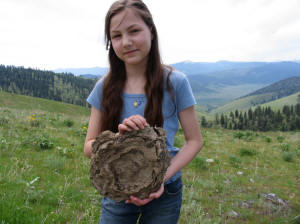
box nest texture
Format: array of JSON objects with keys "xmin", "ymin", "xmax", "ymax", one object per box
[{"xmin": 90, "ymin": 127, "xmax": 171, "ymax": 202}]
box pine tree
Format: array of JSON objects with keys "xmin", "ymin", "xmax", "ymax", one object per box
[
  {"xmin": 235, "ymin": 109, "xmax": 239, "ymax": 118},
  {"xmin": 220, "ymin": 114, "xmax": 225, "ymax": 126},
  {"xmin": 215, "ymin": 114, "xmax": 219, "ymax": 125},
  {"xmin": 201, "ymin": 116, "xmax": 208, "ymax": 128}
]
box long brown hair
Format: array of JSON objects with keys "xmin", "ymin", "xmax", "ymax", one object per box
[{"xmin": 101, "ymin": 0, "xmax": 173, "ymax": 132}]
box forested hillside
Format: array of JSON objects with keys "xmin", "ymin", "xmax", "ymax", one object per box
[
  {"xmin": 213, "ymin": 77, "xmax": 300, "ymax": 114},
  {"xmin": 203, "ymin": 104, "xmax": 300, "ymax": 132},
  {"xmin": 243, "ymin": 76, "xmax": 300, "ymax": 99},
  {"xmin": 0, "ymin": 65, "xmax": 96, "ymax": 106}
]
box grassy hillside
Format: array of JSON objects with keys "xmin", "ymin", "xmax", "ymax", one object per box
[
  {"xmin": 194, "ymin": 83, "xmax": 266, "ymax": 112},
  {"xmin": 258, "ymin": 91, "xmax": 300, "ymax": 110},
  {"xmin": 211, "ymin": 77, "xmax": 300, "ymax": 114},
  {"xmin": 212, "ymin": 91, "xmax": 300, "ymax": 115},
  {"xmin": 0, "ymin": 90, "xmax": 90, "ymax": 117},
  {"xmin": 211, "ymin": 93, "xmax": 272, "ymax": 114},
  {"xmin": 244, "ymin": 76, "xmax": 300, "ymax": 98},
  {"xmin": 0, "ymin": 64, "xmax": 95, "ymax": 107},
  {"xmin": 1, "ymin": 93, "xmax": 299, "ymax": 223}
]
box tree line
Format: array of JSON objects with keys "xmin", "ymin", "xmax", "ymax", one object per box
[
  {"xmin": 201, "ymin": 104, "xmax": 300, "ymax": 131},
  {"xmin": 0, "ymin": 65, "xmax": 96, "ymax": 107}
]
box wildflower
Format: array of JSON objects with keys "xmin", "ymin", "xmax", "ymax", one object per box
[
  {"xmin": 237, "ymin": 171, "xmax": 243, "ymax": 175},
  {"xmin": 206, "ymin": 158, "xmax": 214, "ymax": 163},
  {"xmin": 26, "ymin": 177, "xmax": 40, "ymax": 186}
]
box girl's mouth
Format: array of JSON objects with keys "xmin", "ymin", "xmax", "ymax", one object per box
[{"xmin": 124, "ymin": 49, "xmax": 137, "ymax": 55}]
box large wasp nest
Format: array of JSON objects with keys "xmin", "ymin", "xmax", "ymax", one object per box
[{"xmin": 90, "ymin": 127, "xmax": 171, "ymax": 202}]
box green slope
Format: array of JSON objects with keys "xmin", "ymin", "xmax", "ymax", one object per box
[
  {"xmin": 211, "ymin": 93, "xmax": 273, "ymax": 114},
  {"xmin": 0, "ymin": 90, "xmax": 90, "ymax": 117},
  {"xmin": 258, "ymin": 91, "xmax": 300, "ymax": 110},
  {"xmin": 211, "ymin": 76, "xmax": 300, "ymax": 114},
  {"xmin": 211, "ymin": 91, "xmax": 300, "ymax": 114}
]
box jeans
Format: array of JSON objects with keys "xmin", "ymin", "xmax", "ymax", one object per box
[{"xmin": 99, "ymin": 177, "xmax": 182, "ymax": 224}]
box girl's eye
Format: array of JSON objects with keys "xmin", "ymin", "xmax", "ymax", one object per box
[
  {"xmin": 130, "ymin": 29, "xmax": 139, "ymax": 33},
  {"xmin": 112, "ymin": 34, "xmax": 121, "ymax": 39}
]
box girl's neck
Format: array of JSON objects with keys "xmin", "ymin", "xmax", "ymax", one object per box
[{"xmin": 124, "ymin": 64, "xmax": 147, "ymax": 94}]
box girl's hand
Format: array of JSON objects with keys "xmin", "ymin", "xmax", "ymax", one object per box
[
  {"xmin": 125, "ymin": 184, "xmax": 164, "ymax": 206},
  {"xmin": 118, "ymin": 115, "xmax": 149, "ymax": 134}
]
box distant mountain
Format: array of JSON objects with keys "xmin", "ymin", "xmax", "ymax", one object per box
[
  {"xmin": 242, "ymin": 76, "xmax": 300, "ymax": 99},
  {"xmin": 51, "ymin": 61, "xmax": 300, "ymax": 111},
  {"xmin": 52, "ymin": 61, "xmax": 300, "ymax": 85},
  {"xmin": 185, "ymin": 61, "xmax": 300, "ymax": 84},
  {"xmin": 53, "ymin": 67, "xmax": 108, "ymax": 76},
  {"xmin": 79, "ymin": 74, "xmax": 100, "ymax": 79},
  {"xmin": 212, "ymin": 76, "xmax": 300, "ymax": 114},
  {"xmin": 171, "ymin": 60, "xmax": 266, "ymax": 75}
]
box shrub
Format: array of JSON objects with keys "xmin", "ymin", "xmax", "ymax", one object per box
[
  {"xmin": 265, "ymin": 137, "xmax": 272, "ymax": 143},
  {"xmin": 233, "ymin": 132, "xmax": 244, "ymax": 139},
  {"xmin": 57, "ymin": 146, "xmax": 75, "ymax": 158},
  {"xmin": 280, "ymin": 143, "xmax": 290, "ymax": 152},
  {"xmin": 239, "ymin": 147, "xmax": 257, "ymax": 156},
  {"xmin": 35, "ymin": 135, "xmax": 54, "ymax": 150},
  {"xmin": 27, "ymin": 114, "xmax": 42, "ymax": 127},
  {"xmin": 0, "ymin": 117, "xmax": 9, "ymax": 126},
  {"xmin": 282, "ymin": 152, "xmax": 294, "ymax": 162},
  {"xmin": 63, "ymin": 119, "xmax": 74, "ymax": 127},
  {"xmin": 229, "ymin": 155, "xmax": 241, "ymax": 168},
  {"xmin": 277, "ymin": 136, "xmax": 285, "ymax": 143}
]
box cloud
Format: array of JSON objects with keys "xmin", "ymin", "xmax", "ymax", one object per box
[{"xmin": 0, "ymin": 0, "xmax": 299, "ymax": 69}]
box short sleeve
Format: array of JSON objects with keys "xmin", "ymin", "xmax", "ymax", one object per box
[
  {"xmin": 173, "ymin": 71, "xmax": 196, "ymax": 112},
  {"xmin": 86, "ymin": 78, "xmax": 104, "ymax": 111}
]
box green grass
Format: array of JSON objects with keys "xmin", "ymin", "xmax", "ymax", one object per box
[
  {"xmin": 195, "ymin": 83, "xmax": 266, "ymax": 112},
  {"xmin": 211, "ymin": 91, "xmax": 300, "ymax": 115},
  {"xmin": 211, "ymin": 93, "xmax": 275, "ymax": 114},
  {"xmin": 0, "ymin": 90, "xmax": 90, "ymax": 117},
  {"xmin": 1, "ymin": 91, "xmax": 300, "ymax": 223},
  {"xmin": 259, "ymin": 91, "xmax": 300, "ymax": 110}
]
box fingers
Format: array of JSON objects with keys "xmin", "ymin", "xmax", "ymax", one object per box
[
  {"xmin": 149, "ymin": 184, "xmax": 164, "ymax": 199},
  {"xmin": 125, "ymin": 184, "xmax": 164, "ymax": 206},
  {"xmin": 118, "ymin": 115, "xmax": 149, "ymax": 134},
  {"xmin": 125, "ymin": 196, "xmax": 153, "ymax": 206},
  {"xmin": 118, "ymin": 124, "xmax": 132, "ymax": 134}
]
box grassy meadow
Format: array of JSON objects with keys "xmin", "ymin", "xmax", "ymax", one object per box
[{"xmin": 0, "ymin": 91, "xmax": 299, "ymax": 224}]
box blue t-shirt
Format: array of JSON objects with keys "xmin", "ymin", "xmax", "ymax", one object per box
[{"xmin": 87, "ymin": 68, "xmax": 196, "ymax": 183}]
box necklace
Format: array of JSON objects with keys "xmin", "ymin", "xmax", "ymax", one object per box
[
  {"xmin": 133, "ymin": 98, "xmax": 144, "ymax": 108},
  {"xmin": 133, "ymin": 100, "xmax": 139, "ymax": 108}
]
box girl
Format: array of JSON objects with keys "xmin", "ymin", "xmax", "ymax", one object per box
[{"xmin": 84, "ymin": 0, "xmax": 203, "ymax": 223}]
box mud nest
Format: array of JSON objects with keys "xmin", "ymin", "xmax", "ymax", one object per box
[{"xmin": 90, "ymin": 126, "xmax": 171, "ymax": 202}]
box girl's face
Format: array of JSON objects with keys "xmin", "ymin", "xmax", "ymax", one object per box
[{"xmin": 110, "ymin": 8, "xmax": 152, "ymax": 68}]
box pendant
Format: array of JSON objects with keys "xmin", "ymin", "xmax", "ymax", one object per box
[{"xmin": 133, "ymin": 100, "xmax": 139, "ymax": 108}]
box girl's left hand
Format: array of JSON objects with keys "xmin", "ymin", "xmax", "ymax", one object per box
[
  {"xmin": 118, "ymin": 115, "xmax": 149, "ymax": 134},
  {"xmin": 125, "ymin": 184, "xmax": 164, "ymax": 206}
]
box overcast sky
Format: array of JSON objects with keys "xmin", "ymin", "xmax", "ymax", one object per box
[{"xmin": 0, "ymin": 0, "xmax": 300, "ymax": 70}]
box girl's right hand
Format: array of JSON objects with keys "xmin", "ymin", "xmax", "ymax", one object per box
[{"xmin": 118, "ymin": 115, "xmax": 149, "ymax": 134}]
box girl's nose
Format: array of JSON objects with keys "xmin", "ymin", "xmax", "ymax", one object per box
[{"xmin": 122, "ymin": 34, "xmax": 132, "ymax": 47}]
